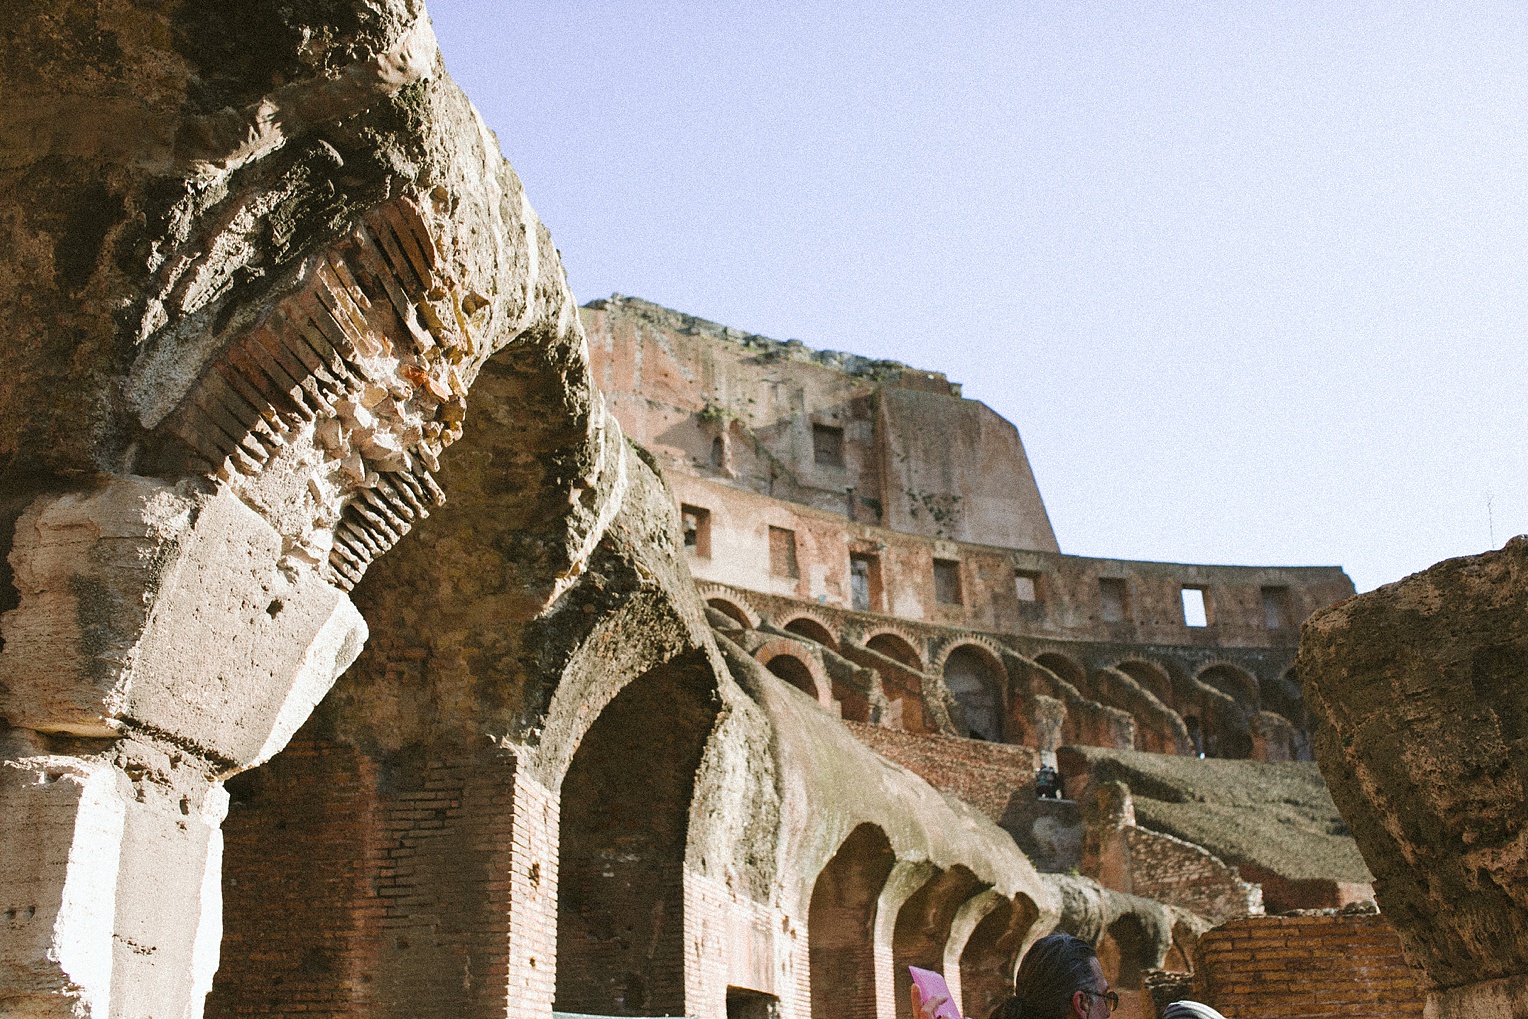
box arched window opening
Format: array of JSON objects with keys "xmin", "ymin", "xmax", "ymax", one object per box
[
  {"xmin": 1197, "ymin": 665, "xmax": 1260, "ymax": 712},
  {"xmin": 1116, "ymin": 660, "xmax": 1175, "ymax": 710},
  {"xmin": 1035, "ymin": 653, "xmax": 1087, "ymax": 692},
  {"xmin": 1097, "ymin": 914, "xmax": 1154, "ymax": 1018},
  {"xmin": 808, "ymin": 825, "xmax": 896, "ymax": 1019},
  {"xmin": 943, "ymin": 646, "xmax": 1004, "ymax": 742},
  {"xmin": 958, "ymin": 895, "xmax": 1040, "ymax": 1019}
]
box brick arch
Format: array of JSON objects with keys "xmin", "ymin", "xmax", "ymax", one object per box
[
  {"xmin": 808, "ymin": 825, "xmax": 897, "ymax": 1019},
  {"xmin": 1114, "ymin": 658, "xmax": 1176, "ymax": 710},
  {"xmin": 930, "ymin": 635, "xmax": 1006, "ymax": 676},
  {"xmin": 938, "ymin": 642, "xmax": 1008, "ymax": 742},
  {"xmin": 893, "ymin": 867, "xmax": 988, "ymax": 1019},
  {"xmin": 697, "ymin": 584, "xmax": 760, "ymax": 628},
  {"xmin": 556, "ymin": 651, "xmax": 722, "ymax": 1015},
  {"xmin": 1033, "ymin": 651, "xmax": 1087, "ymax": 691},
  {"xmin": 863, "ymin": 627, "xmax": 926, "ymax": 671},
  {"xmin": 782, "ymin": 612, "xmax": 840, "ymax": 652},
  {"xmin": 1098, "ymin": 912, "xmax": 1156, "ymax": 1010},
  {"xmin": 1195, "ymin": 662, "xmax": 1261, "ymax": 712},
  {"xmin": 753, "ymin": 638, "xmax": 831, "ymax": 705},
  {"xmin": 957, "ymin": 893, "xmax": 1042, "ymax": 1019}
]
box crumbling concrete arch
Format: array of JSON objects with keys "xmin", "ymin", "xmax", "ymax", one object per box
[
  {"xmin": 555, "ymin": 651, "xmax": 722, "ymax": 1017},
  {"xmin": 954, "ymin": 892, "xmax": 1042, "ymax": 1019}
]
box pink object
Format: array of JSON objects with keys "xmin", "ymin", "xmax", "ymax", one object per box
[{"xmin": 909, "ymin": 966, "xmax": 962, "ymax": 1019}]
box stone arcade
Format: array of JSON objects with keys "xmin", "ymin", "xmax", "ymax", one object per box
[{"xmin": 0, "ymin": 5, "xmax": 1514, "ymax": 1019}]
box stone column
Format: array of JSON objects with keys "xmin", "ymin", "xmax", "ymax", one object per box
[
  {"xmin": 942, "ymin": 891, "xmax": 1004, "ymax": 1015},
  {"xmin": 0, "ymin": 481, "xmax": 367, "ymax": 1019}
]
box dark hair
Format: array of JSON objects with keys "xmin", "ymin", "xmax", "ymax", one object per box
[{"xmin": 989, "ymin": 933, "xmax": 1099, "ymax": 1019}]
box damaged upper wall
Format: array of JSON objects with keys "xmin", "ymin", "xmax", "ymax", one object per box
[
  {"xmin": 581, "ymin": 295, "xmax": 1059, "ymax": 552},
  {"xmin": 1299, "ymin": 537, "xmax": 1528, "ymax": 1019},
  {"xmin": 0, "ymin": 0, "xmax": 599, "ymax": 748}
]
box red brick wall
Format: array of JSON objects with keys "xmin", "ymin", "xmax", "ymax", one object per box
[
  {"xmin": 1196, "ymin": 912, "xmax": 1425, "ymax": 1018},
  {"xmin": 1124, "ymin": 826, "xmax": 1262, "ymax": 925},
  {"xmin": 844, "ymin": 722, "xmax": 1038, "ymax": 821},
  {"xmin": 208, "ymin": 741, "xmax": 529, "ymax": 1019}
]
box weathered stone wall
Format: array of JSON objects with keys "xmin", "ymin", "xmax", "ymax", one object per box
[
  {"xmin": 1195, "ymin": 910, "xmax": 1425, "ymax": 1019},
  {"xmin": 1299, "ymin": 537, "xmax": 1528, "ymax": 1018}
]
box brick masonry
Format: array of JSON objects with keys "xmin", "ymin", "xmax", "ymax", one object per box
[
  {"xmin": 844, "ymin": 722, "xmax": 1038, "ymax": 822},
  {"xmin": 1124, "ymin": 826, "xmax": 1262, "ymax": 925},
  {"xmin": 1196, "ymin": 912, "xmax": 1425, "ymax": 1019}
]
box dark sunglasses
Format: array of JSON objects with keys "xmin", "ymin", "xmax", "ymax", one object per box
[{"xmin": 1080, "ymin": 989, "xmax": 1120, "ymax": 1013}]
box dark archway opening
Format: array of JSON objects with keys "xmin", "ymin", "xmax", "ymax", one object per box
[
  {"xmin": 808, "ymin": 825, "xmax": 896, "ymax": 1019},
  {"xmin": 784, "ymin": 617, "xmax": 838, "ymax": 651},
  {"xmin": 556, "ymin": 651, "xmax": 720, "ymax": 1016},
  {"xmin": 892, "ymin": 867, "xmax": 985, "ymax": 1019},
  {"xmin": 766, "ymin": 654, "xmax": 818, "ymax": 699},
  {"xmin": 959, "ymin": 895, "xmax": 1040, "ymax": 1019},
  {"xmin": 944, "ymin": 646, "xmax": 1004, "ymax": 742},
  {"xmin": 866, "ymin": 633, "xmax": 923, "ymax": 670},
  {"xmin": 708, "ymin": 598, "xmax": 751, "ymax": 629}
]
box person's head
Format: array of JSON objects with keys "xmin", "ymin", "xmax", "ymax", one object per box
[
  {"xmin": 1161, "ymin": 1002, "xmax": 1225, "ymax": 1019},
  {"xmin": 993, "ymin": 933, "xmax": 1114, "ymax": 1019}
]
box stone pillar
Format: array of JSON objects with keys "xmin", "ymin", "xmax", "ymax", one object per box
[{"xmin": 0, "ymin": 481, "xmax": 367, "ymax": 1019}]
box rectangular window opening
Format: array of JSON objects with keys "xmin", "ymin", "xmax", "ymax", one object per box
[
  {"xmin": 1262, "ymin": 586, "xmax": 1293, "ymax": 630},
  {"xmin": 850, "ymin": 553, "xmax": 879, "ymax": 612},
  {"xmin": 934, "ymin": 558, "xmax": 963, "ymax": 605},
  {"xmin": 680, "ymin": 504, "xmax": 711, "ymax": 558},
  {"xmin": 812, "ymin": 423, "xmax": 845, "ymax": 467},
  {"xmin": 1099, "ymin": 578, "xmax": 1129, "ymax": 623},
  {"xmin": 768, "ymin": 526, "xmax": 799, "ymax": 579},
  {"xmin": 1181, "ymin": 586, "xmax": 1209, "ymax": 628},
  {"xmin": 1015, "ymin": 569, "xmax": 1043, "ymax": 602}
]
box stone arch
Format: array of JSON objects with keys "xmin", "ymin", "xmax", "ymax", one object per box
[
  {"xmin": 893, "ymin": 867, "xmax": 988, "ymax": 1019},
  {"xmin": 752, "ymin": 638, "xmax": 831, "ymax": 706},
  {"xmin": 808, "ymin": 825, "xmax": 897, "ymax": 1019},
  {"xmin": 556, "ymin": 653, "xmax": 721, "ymax": 1016},
  {"xmin": 1196, "ymin": 663, "xmax": 1260, "ymax": 712},
  {"xmin": 1034, "ymin": 652, "xmax": 1087, "ymax": 692},
  {"xmin": 1097, "ymin": 913, "xmax": 1155, "ymax": 1014},
  {"xmin": 1115, "ymin": 659, "xmax": 1175, "ymax": 710},
  {"xmin": 698, "ymin": 585, "xmax": 760, "ymax": 628},
  {"xmin": 941, "ymin": 644, "xmax": 1006, "ymax": 742},
  {"xmin": 1262, "ymin": 667, "xmax": 1306, "ymax": 727},
  {"xmin": 783, "ymin": 614, "xmax": 839, "ymax": 652},
  {"xmin": 708, "ymin": 598, "xmax": 753, "ymax": 629},
  {"xmin": 861, "ymin": 630, "xmax": 929, "ymax": 733},
  {"xmin": 865, "ymin": 630, "xmax": 925, "ymax": 671},
  {"xmin": 957, "ymin": 894, "xmax": 1041, "ymax": 1019}
]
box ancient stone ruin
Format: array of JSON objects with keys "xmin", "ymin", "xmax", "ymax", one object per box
[{"xmin": 0, "ymin": 4, "xmax": 1512, "ymax": 1019}]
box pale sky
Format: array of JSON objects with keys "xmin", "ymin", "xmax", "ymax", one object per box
[{"xmin": 430, "ymin": 2, "xmax": 1528, "ymax": 593}]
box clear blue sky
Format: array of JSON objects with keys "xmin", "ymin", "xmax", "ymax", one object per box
[{"xmin": 430, "ymin": 2, "xmax": 1528, "ymax": 593}]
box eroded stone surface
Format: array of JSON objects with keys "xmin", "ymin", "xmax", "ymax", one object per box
[{"xmin": 1299, "ymin": 536, "xmax": 1528, "ymax": 1009}]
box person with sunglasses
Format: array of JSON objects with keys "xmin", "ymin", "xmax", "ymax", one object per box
[{"xmin": 912, "ymin": 933, "xmax": 1118, "ymax": 1019}]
